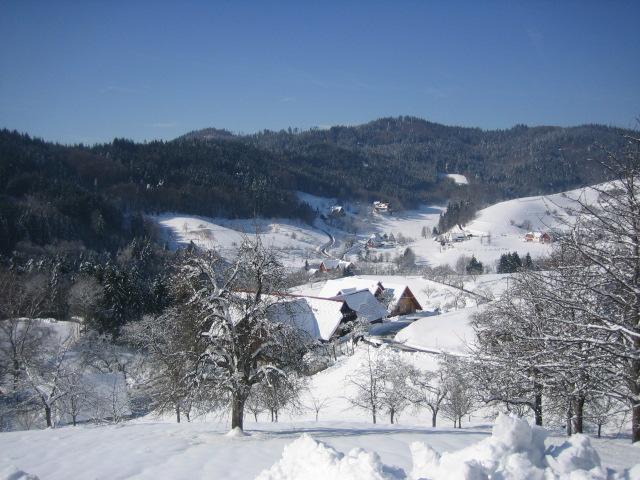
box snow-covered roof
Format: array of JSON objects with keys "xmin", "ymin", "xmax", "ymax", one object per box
[
  {"xmin": 269, "ymin": 296, "xmax": 345, "ymax": 341},
  {"xmin": 318, "ymin": 277, "xmax": 422, "ymax": 315},
  {"xmin": 334, "ymin": 289, "xmax": 388, "ymax": 322},
  {"xmin": 321, "ymin": 259, "xmax": 352, "ymax": 270},
  {"xmin": 319, "ymin": 277, "xmax": 383, "ymax": 298}
]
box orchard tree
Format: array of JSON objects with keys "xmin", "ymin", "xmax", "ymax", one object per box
[
  {"xmin": 175, "ymin": 239, "xmax": 309, "ymax": 431},
  {"xmin": 407, "ymin": 365, "xmax": 448, "ymax": 428}
]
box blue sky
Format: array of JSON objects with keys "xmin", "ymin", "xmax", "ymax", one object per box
[{"xmin": 1, "ymin": 1, "xmax": 638, "ymax": 144}]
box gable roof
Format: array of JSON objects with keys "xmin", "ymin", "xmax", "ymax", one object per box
[
  {"xmin": 268, "ymin": 295, "xmax": 345, "ymax": 341},
  {"xmin": 334, "ymin": 289, "xmax": 388, "ymax": 322},
  {"xmin": 320, "ymin": 258, "xmax": 352, "ymax": 270},
  {"xmin": 319, "ymin": 277, "xmax": 422, "ymax": 313},
  {"xmin": 382, "ymin": 283, "xmax": 423, "ymax": 311},
  {"xmin": 319, "ymin": 277, "xmax": 383, "ymax": 298}
]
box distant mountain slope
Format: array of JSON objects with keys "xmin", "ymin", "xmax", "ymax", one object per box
[
  {"xmin": 184, "ymin": 116, "xmax": 632, "ymax": 207},
  {"xmin": 0, "ymin": 117, "xmax": 633, "ymax": 254}
]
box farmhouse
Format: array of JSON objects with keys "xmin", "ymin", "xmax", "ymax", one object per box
[
  {"xmin": 319, "ymin": 258, "xmax": 353, "ymax": 273},
  {"xmin": 269, "ymin": 289, "xmax": 387, "ymax": 341},
  {"xmin": 525, "ymin": 231, "xmax": 552, "ymax": 243},
  {"xmin": 319, "ymin": 277, "xmax": 423, "ymax": 317},
  {"xmin": 328, "ymin": 205, "xmax": 345, "ymax": 218},
  {"xmin": 366, "ymin": 233, "xmax": 396, "ymax": 248},
  {"xmin": 373, "ymin": 201, "xmax": 391, "ymax": 213}
]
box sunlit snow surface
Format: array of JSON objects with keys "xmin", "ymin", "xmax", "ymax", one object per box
[{"xmin": 1, "ymin": 415, "xmax": 637, "ymax": 479}]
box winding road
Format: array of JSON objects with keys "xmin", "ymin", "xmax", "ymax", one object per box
[{"xmin": 317, "ymin": 227, "xmax": 335, "ymax": 257}]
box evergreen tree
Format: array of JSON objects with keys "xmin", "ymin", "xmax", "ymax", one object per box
[{"xmin": 466, "ymin": 255, "xmax": 483, "ymax": 275}]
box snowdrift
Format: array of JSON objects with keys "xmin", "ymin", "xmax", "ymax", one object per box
[{"xmin": 257, "ymin": 414, "xmax": 639, "ymax": 480}]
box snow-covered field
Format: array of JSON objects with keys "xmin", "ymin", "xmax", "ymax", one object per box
[{"xmin": 1, "ymin": 414, "xmax": 637, "ymax": 479}]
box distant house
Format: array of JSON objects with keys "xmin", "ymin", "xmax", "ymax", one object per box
[
  {"xmin": 269, "ymin": 289, "xmax": 387, "ymax": 342},
  {"xmin": 373, "ymin": 201, "xmax": 391, "ymax": 214},
  {"xmin": 525, "ymin": 231, "xmax": 552, "ymax": 244},
  {"xmin": 319, "ymin": 277, "xmax": 423, "ymax": 317},
  {"xmin": 329, "ymin": 205, "xmax": 346, "ymax": 218},
  {"xmin": 319, "ymin": 258, "xmax": 354, "ymax": 273},
  {"xmin": 437, "ymin": 227, "xmax": 470, "ymax": 244},
  {"xmin": 366, "ymin": 233, "xmax": 396, "ymax": 248}
]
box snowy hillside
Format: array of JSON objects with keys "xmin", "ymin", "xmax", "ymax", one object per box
[
  {"xmin": 351, "ymin": 184, "xmax": 601, "ymax": 269},
  {"xmin": 154, "ymin": 183, "xmax": 601, "ymax": 273},
  {"xmin": 154, "ymin": 214, "xmax": 329, "ymax": 268}
]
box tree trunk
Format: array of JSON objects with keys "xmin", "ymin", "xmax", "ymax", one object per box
[
  {"xmin": 231, "ymin": 394, "xmax": 245, "ymax": 431},
  {"xmin": 597, "ymin": 423, "xmax": 602, "ymax": 438},
  {"xmin": 390, "ymin": 408, "xmax": 395, "ymax": 424},
  {"xmin": 372, "ymin": 406, "xmax": 376, "ymax": 424},
  {"xmin": 566, "ymin": 403, "xmax": 573, "ymax": 436},
  {"xmin": 44, "ymin": 405, "xmax": 52, "ymax": 428},
  {"xmin": 176, "ymin": 404, "xmax": 181, "ymax": 424},
  {"xmin": 533, "ymin": 385, "xmax": 543, "ymax": 426},
  {"xmin": 572, "ymin": 395, "xmax": 585, "ymax": 434},
  {"xmin": 632, "ymin": 401, "xmax": 640, "ymax": 444},
  {"xmin": 275, "ymin": 409, "xmax": 279, "ymax": 423},
  {"xmin": 632, "ymin": 353, "xmax": 640, "ymax": 443},
  {"xmin": 431, "ymin": 410, "xmax": 437, "ymax": 428},
  {"xmin": 72, "ymin": 414, "xmax": 77, "ymax": 427},
  {"xmin": 253, "ymin": 412, "xmax": 258, "ymax": 422}
]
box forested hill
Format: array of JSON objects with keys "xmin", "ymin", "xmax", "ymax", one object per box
[
  {"xmin": 0, "ymin": 117, "xmax": 633, "ymax": 254},
  {"xmin": 183, "ymin": 116, "xmax": 630, "ymax": 207}
]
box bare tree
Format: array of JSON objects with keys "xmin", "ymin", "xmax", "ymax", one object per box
[
  {"xmin": 407, "ymin": 366, "xmax": 448, "ymax": 428},
  {"xmin": 440, "ymin": 355, "xmax": 474, "ymax": 428},
  {"xmin": 346, "ymin": 344, "xmax": 384, "ymax": 424},
  {"xmin": 123, "ymin": 307, "xmax": 205, "ymax": 423},
  {"xmin": 307, "ymin": 392, "xmax": 331, "ymax": 422},
  {"xmin": 21, "ymin": 331, "xmax": 75, "ymax": 428},
  {"xmin": 378, "ymin": 350, "xmax": 411, "ymax": 424}
]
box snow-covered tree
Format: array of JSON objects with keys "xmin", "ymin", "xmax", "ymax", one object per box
[
  {"xmin": 175, "ymin": 239, "xmax": 309, "ymax": 431},
  {"xmin": 551, "ymin": 136, "xmax": 640, "ymax": 442}
]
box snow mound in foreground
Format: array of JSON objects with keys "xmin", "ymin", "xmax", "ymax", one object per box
[
  {"xmin": 255, "ymin": 433, "xmax": 405, "ymax": 480},
  {"xmin": 258, "ymin": 414, "xmax": 637, "ymax": 480},
  {"xmin": 0, "ymin": 464, "xmax": 40, "ymax": 480}
]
